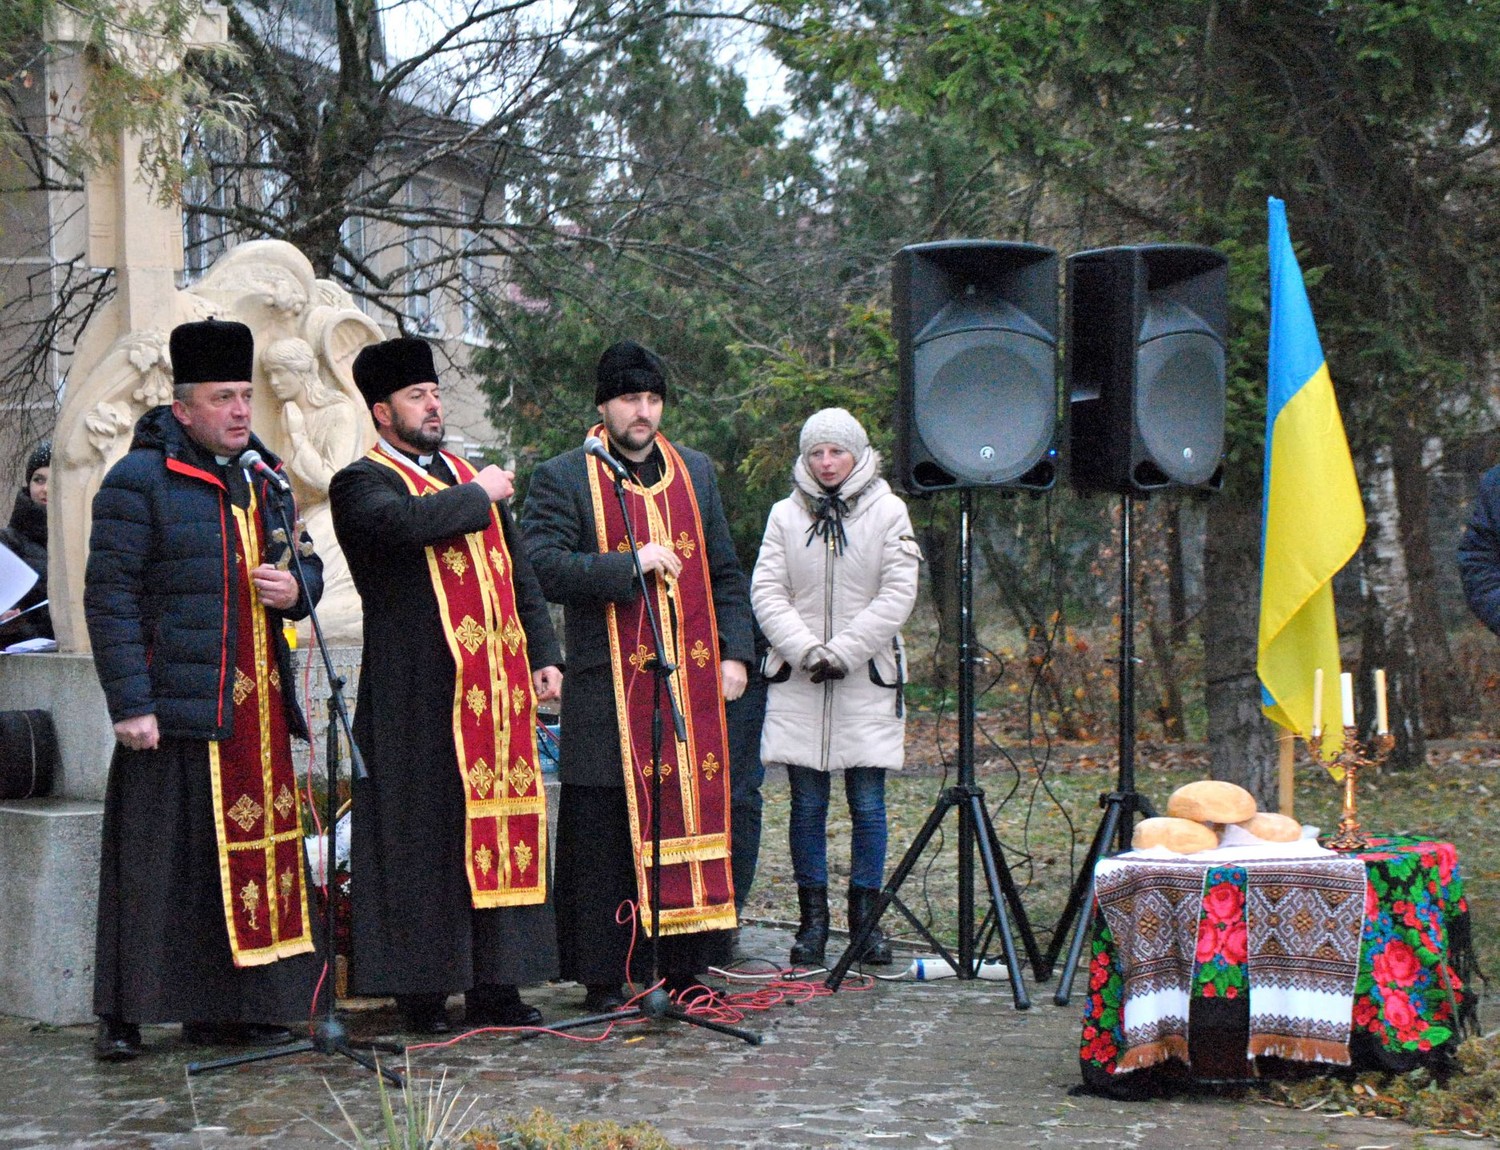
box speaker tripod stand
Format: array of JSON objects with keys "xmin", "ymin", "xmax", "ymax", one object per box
[
  {"xmin": 1047, "ymin": 494, "xmax": 1156, "ymax": 1004},
  {"xmin": 826, "ymin": 490, "xmax": 1044, "ymax": 1007}
]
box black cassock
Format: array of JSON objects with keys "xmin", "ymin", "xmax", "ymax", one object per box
[
  {"xmin": 330, "ymin": 453, "xmax": 562, "ymax": 996},
  {"xmin": 94, "ymin": 739, "xmax": 320, "ymax": 1023},
  {"xmin": 520, "ymin": 443, "xmax": 754, "ymax": 987}
]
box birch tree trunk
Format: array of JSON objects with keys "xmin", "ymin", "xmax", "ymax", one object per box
[
  {"xmin": 1391, "ymin": 421, "xmax": 1467, "ymax": 737},
  {"xmin": 1358, "ymin": 447, "xmax": 1426, "ymax": 768}
]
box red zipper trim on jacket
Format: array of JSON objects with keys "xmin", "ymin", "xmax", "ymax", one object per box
[{"xmin": 166, "ymin": 457, "xmax": 227, "ymax": 489}]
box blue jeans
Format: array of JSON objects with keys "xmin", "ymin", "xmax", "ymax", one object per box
[{"xmin": 787, "ymin": 765, "xmax": 887, "ymax": 890}]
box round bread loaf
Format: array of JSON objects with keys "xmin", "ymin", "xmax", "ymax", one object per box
[
  {"xmin": 1132, "ymin": 816, "xmax": 1219, "ymax": 854},
  {"xmin": 1238, "ymin": 811, "xmax": 1303, "ymax": 843},
  {"xmin": 1166, "ymin": 779, "xmax": 1256, "ymax": 825}
]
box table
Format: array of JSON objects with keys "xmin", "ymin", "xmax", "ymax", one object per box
[{"xmin": 1079, "ymin": 836, "xmax": 1476, "ymax": 1087}]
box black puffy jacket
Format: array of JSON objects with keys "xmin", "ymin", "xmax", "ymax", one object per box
[{"xmin": 84, "ymin": 406, "xmax": 322, "ymax": 741}]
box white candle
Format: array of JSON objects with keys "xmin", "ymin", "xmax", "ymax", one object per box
[
  {"xmin": 1340, "ymin": 671, "xmax": 1355, "ymax": 728},
  {"xmin": 1374, "ymin": 669, "xmax": 1388, "ymax": 735},
  {"xmin": 1311, "ymin": 668, "xmax": 1324, "ymax": 738}
]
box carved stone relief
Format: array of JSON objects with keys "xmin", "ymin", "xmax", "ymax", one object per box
[{"xmin": 51, "ymin": 240, "xmax": 379, "ymax": 650}]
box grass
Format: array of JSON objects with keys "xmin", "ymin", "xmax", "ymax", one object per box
[{"xmin": 740, "ymin": 721, "xmax": 1497, "ymax": 998}]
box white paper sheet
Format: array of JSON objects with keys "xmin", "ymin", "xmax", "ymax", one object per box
[{"xmin": 0, "ymin": 539, "xmax": 38, "ymax": 615}]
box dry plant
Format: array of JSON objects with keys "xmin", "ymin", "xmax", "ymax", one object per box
[{"xmin": 317, "ymin": 1058, "xmax": 479, "ymax": 1150}]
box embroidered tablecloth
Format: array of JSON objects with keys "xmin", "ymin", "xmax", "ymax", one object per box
[{"xmin": 1080, "ymin": 836, "xmax": 1474, "ymax": 1084}]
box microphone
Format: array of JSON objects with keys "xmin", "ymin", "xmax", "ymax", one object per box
[
  {"xmin": 583, "ymin": 435, "xmax": 630, "ymax": 481},
  {"xmin": 238, "ymin": 449, "xmax": 291, "ymax": 493}
]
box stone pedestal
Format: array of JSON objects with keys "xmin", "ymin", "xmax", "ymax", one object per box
[
  {"xmin": 0, "ymin": 647, "xmax": 363, "ymax": 1025},
  {"xmin": 0, "ymin": 646, "xmax": 559, "ymax": 1024},
  {"xmin": 0, "ymin": 800, "xmax": 103, "ymax": 1025},
  {"xmin": 0, "ymin": 652, "xmax": 114, "ymax": 801}
]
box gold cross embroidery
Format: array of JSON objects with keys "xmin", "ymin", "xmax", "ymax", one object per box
[
  {"xmin": 466, "ymin": 685, "xmax": 488, "ymax": 718},
  {"xmin": 628, "ymin": 645, "xmax": 652, "ymax": 672},
  {"xmin": 689, "ymin": 639, "xmax": 711, "ymax": 668},
  {"xmin": 269, "ymin": 667, "xmax": 281, "ymax": 691},
  {"xmin": 675, "ymin": 531, "xmax": 696, "ymax": 559},
  {"xmin": 273, "ymin": 783, "xmax": 295, "ymax": 820},
  {"xmin": 227, "ymin": 794, "xmax": 264, "ymax": 831},
  {"xmin": 279, "ymin": 868, "xmax": 294, "ymax": 914},
  {"xmin": 441, "ymin": 546, "xmax": 469, "ymax": 581},
  {"xmin": 511, "ymin": 684, "xmax": 527, "ymax": 715},
  {"xmin": 232, "ymin": 667, "xmax": 255, "ymax": 707},
  {"xmin": 240, "ymin": 880, "xmax": 261, "ymax": 929},
  {"xmin": 454, "ymin": 615, "xmax": 486, "ymax": 655},
  {"xmin": 489, "ymin": 546, "xmax": 505, "ymax": 577},
  {"xmin": 501, "ymin": 616, "xmax": 524, "ymax": 656},
  {"xmin": 474, "ymin": 844, "xmax": 494, "ymax": 877},
  {"xmin": 509, "ymin": 757, "xmax": 537, "ymax": 797},
  {"xmin": 643, "ymin": 760, "xmax": 674, "ymax": 779},
  {"xmin": 513, "ymin": 841, "xmax": 534, "ymax": 876},
  {"xmin": 701, "ymin": 752, "xmax": 722, "ymax": 780},
  {"xmin": 467, "ymin": 758, "xmax": 496, "ymax": 798}
]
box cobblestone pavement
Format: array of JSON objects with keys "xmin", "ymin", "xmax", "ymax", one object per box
[{"xmin": 1, "ymin": 924, "xmax": 1489, "ymax": 1150}]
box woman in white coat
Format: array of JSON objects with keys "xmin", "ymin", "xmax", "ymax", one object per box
[{"xmin": 751, "ymin": 408, "xmax": 921, "ymax": 967}]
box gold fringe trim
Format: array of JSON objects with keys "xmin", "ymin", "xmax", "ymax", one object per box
[
  {"xmin": 1247, "ymin": 1035, "xmax": 1351, "ymax": 1065},
  {"xmin": 1117, "ymin": 1034, "xmax": 1190, "ymax": 1072}
]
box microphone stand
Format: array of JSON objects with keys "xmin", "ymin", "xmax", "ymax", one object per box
[
  {"xmin": 187, "ymin": 473, "xmax": 405, "ymax": 1085},
  {"xmin": 541, "ymin": 452, "xmax": 759, "ymax": 1045}
]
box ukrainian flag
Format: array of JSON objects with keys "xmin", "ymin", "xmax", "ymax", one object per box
[{"xmin": 1258, "ymin": 197, "xmax": 1365, "ymax": 759}]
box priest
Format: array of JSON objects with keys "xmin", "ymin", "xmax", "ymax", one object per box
[
  {"xmin": 521, "ymin": 340, "xmax": 752, "ymax": 1012},
  {"xmin": 86, "ymin": 318, "xmax": 323, "ymax": 1060},
  {"xmin": 329, "ymin": 337, "xmax": 562, "ymax": 1034}
]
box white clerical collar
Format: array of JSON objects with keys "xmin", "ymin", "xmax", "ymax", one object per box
[{"xmin": 376, "ymin": 437, "xmax": 431, "ymax": 475}]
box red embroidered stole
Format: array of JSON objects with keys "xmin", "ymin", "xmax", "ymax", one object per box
[
  {"xmin": 587, "ymin": 429, "xmax": 736, "ymax": 936},
  {"xmin": 365, "ymin": 447, "xmax": 547, "ymax": 907},
  {"xmin": 209, "ymin": 490, "xmax": 315, "ymax": 968}
]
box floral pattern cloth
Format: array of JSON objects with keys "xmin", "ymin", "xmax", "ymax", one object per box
[{"xmin": 1080, "ymin": 837, "xmax": 1471, "ymax": 1080}]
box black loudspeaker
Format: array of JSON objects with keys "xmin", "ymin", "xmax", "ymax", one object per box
[
  {"xmin": 893, "ymin": 240, "xmax": 1061, "ymax": 493},
  {"xmin": 1066, "ymin": 244, "xmax": 1228, "ymax": 495}
]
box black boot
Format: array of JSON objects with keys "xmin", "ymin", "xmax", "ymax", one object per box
[
  {"xmin": 847, "ymin": 884, "xmax": 893, "ymax": 966},
  {"xmin": 94, "ymin": 1016, "xmax": 141, "ymax": 1062},
  {"xmin": 788, "ymin": 885, "xmax": 829, "ymax": 966}
]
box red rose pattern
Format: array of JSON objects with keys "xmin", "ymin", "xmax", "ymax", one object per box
[{"xmin": 1082, "ymin": 839, "xmax": 1467, "ymax": 1076}]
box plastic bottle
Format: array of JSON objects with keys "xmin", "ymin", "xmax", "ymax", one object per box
[{"xmin": 906, "ymin": 957, "xmax": 1008, "ymax": 981}]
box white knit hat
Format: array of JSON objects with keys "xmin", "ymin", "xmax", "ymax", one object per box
[{"xmin": 799, "ymin": 407, "xmax": 869, "ymax": 459}]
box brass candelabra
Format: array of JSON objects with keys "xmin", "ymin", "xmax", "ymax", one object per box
[{"xmin": 1303, "ymin": 725, "xmax": 1395, "ymax": 851}]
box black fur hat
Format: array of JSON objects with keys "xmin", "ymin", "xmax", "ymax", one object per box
[
  {"xmin": 352, "ymin": 337, "xmax": 439, "ymax": 407},
  {"xmin": 170, "ymin": 319, "xmax": 255, "ymax": 386},
  {"xmin": 594, "ymin": 340, "xmax": 667, "ymax": 405}
]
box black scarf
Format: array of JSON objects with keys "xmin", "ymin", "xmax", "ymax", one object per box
[
  {"xmin": 804, "ymin": 489, "xmax": 849, "ymax": 555},
  {"xmin": 6, "ymin": 490, "xmax": 45, "ymax": 548}
]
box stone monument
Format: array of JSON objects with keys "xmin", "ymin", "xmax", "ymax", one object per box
[
  {"xmin": 52, "ymin": 241, "xmax": 380, "ymax": 651},
  {"xmin": 1, "ymin": 3, "xmax": 375, "ymax": 1026}
]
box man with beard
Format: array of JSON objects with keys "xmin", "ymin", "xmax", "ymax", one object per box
[
  {"xmin": 521, "ymin": 340, "xmax": 752, "ymax": 1012},
  {"xmin": 329, "ymin": 337, "xmax": 562, "ymax": 1034},
  {"xmin": 86, "ymin": 318, "xmax": 323, "ymax": 1060}
]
